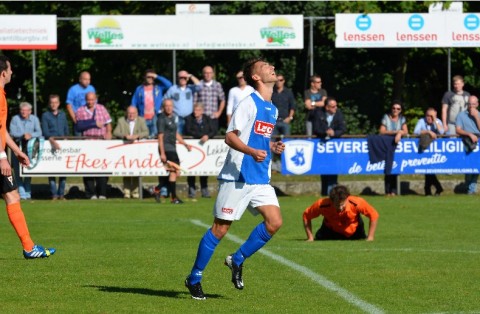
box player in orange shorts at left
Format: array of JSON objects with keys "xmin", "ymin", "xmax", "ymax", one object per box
[
  {"xmin": 303, "ymin": 185, "xmax": 379, "ymax": 241},
  {"xmin": 0, "ymin": 55, "xmax": 56, "ymax": 259}
]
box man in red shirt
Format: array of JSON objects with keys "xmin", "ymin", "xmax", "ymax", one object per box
[{"xmin": 303, "ymin": 185, "xmax": 379, "ymax": 241}]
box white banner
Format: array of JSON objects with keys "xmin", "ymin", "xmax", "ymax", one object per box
[
  {"xmin": 22, "ymin": 139, "xmax": 228, "ymax": 177},
  {"xmin": 336, "ymin": 13, "xmax": 480, "ymax": 48},
  {"xmin": 0, "ymin": 15, "xmax": 57, "ymax": 50},
  {"xmin": 81, "ymin": 15, "xmax": 303, "ymax": 50}
]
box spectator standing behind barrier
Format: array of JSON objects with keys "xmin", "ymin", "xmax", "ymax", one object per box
[
  {"xmin": 271, "ymin": 73, "xmax": 296, "ymax": 173},
  {"xmin": 76, "ymin": 92, "xmax": 112, "ymax": 200},
  {"xmin": 184, "ymin": 103, "xmax": 217, "ymax": 199},
  {"xmin": 0, "ymin": 54, "xmax": 55, "ymax": 259},
  {"xmin": 455, "ymin": 95, "xmax": 480, "ymax": 195},
  {"xmin": 41, "ymin": 94, "xmax": 70, "ymax": 200},
  {"xmin": 164, "ymin": 70, "xmax": 202, "ymax": 135},
  {"xmin": 271, "ymin": 73, "xmax": 295, "ymax": 137},
  {"xmin": 194, "ymin": 65, "xmax": 225, "ymax": 134},
  {"xmin": 413, "ymin": 107, "xmax": 444, "ymax": 196},
  {"xmin": 442, "ymin": 75, "xmax": 470, "ymax": 136},
  {"xmin": 312, "ymin": 97, "xmax": 346, "ymax": 196},
  {"xmin": 157, "ymin": 98, "xmax": 192, "ymax": 204},
  {"xmin": 9, "ymin": 102, "xmax": 42, "ymax": 200},
  {"xmin": 304, "ymin": 75, "xmax": 327, "ymax": 137},
  {"xmin": 379, "ymin": 100, "xmax": 408, "ymax": 196},
  {"xmin": 113, "ymin": 106, "xmax": 149, "ymax": 199},
  {"xmin": 131, "ymin": 69, "xmax": 172, "ymax": 138},
  {"xmin": 66, "ymin": 71, "xmax": 96, "ymax": 136},
  {"xmin": 303, "ymin": 185, "xmax": 379, "ymax": 241},
  {"xmin": 226, "ymin": 70, "xmax": 254, "ymax": 125}
]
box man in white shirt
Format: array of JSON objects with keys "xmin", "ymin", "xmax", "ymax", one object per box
[{"xmin": 226, "ymin": 70, "xmax": 254, "ymax": 125}]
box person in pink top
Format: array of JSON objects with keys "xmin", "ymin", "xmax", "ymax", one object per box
[
  {"xmin": 131, "ymin": 69, "xmax": 172, "ymax": 138},
  {"xmin": 76, "ymin": 92, "xmax": 112, "ymax": 199}
]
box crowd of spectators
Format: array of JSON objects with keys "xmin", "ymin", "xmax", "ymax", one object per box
[{"xmin": 11, "ymin": 66, "xmax": 480, "ymax": 200}]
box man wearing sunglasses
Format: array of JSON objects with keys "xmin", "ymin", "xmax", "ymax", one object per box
[
  {"xmin": 304, "ymin": 75, "xmax": 327, "ymax": 137},
  {"xmin": 164, "ymin": 70, "xmax": 202, "ymax": 135}
]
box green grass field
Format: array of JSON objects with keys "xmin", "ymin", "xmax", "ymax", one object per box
[{"xmin": 1, "ymin": 195, "xmax": 479, "ymax": 313}]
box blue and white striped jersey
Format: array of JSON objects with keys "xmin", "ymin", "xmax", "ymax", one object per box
[{"xmin": 218, "ymin": 91, "xmax": 278, "ymax": 184}]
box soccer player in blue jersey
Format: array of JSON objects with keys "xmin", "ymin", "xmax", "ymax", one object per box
[{"xmin": 185, "ymin": 58, "xmax": 286, "ymax": 300}]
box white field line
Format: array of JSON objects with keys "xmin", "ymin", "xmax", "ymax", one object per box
[
  {"xmin": 268, "ymin": 246, "xmax": 480, "ymax": 255},
  {"xmin": 190, "ymin": 219, "xmax": 384, "ymax": 314}
]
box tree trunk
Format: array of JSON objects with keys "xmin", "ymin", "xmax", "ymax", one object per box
[{"xmin": 392, "ymin": 49, "xmax": 408, "ymax": 101}]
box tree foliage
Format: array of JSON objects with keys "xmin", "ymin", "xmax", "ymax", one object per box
[{"xmin": 1, "ymin": 1, "xmax": 480, "ymax": 134}]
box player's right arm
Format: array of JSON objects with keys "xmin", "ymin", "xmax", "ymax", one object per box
[
  {"xmin": 0, "ymin": 132, "xmax": 30, "ymax": 176},
  {"xmin": 302, "ymin": 199, "xmax": 323, "ymax": 242},
  {"xmin": 225, "ymin": 130, "xmax": 266, "ymax": 162}
]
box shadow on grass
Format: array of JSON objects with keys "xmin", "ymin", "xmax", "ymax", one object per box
[{"xmin": 85, "ymin": 285, "xmax": 223, "ymax": 299}]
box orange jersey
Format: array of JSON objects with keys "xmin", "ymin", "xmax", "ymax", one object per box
[
  {"xmin": 0, "ymin": 88, "xmax": 7, "ymax": 150},
  {"xmin": 303, "ymin": 195, "xmax": 379, "ymax": 237}
]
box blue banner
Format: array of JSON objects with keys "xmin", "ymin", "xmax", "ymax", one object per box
[{"xmin": 281, "ymin": 138, "xmax": 480, "ymax": 175}]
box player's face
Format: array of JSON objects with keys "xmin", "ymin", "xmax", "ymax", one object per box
[
  {"xmin": 255, "ymin": 61, "xmax": 276, "ymax": 84},
  {"xmin": 2, "ymin": 61, "xmax": 13, "ymax": 84},
  {"xmin": 334, "ymin": 200, "xmax": 346, "ymax": 212}
]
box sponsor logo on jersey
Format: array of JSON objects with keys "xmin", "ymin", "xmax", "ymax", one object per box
[
  {"xmin": 254, "ymin": 120, "xmax": 274, "ymax": 138},
  {"xmin": 222, "ymin": 207, "xmax": 234, "ymax": 214}
]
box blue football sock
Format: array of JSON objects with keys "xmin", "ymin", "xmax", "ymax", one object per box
[
  {"xmin": 233, "ymin": 222, "xmax": 272, "ymax": 266},
  {"xmin": 189, "ymin": 229, "xmax": 220, "ymax": 284}
]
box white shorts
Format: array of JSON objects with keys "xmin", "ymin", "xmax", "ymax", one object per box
[{"xmin": 213, "ymin": 180, "xmax": 279, "ymax": 221}]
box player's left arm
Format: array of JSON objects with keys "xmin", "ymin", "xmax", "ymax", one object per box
[
  {"xmin": 366, "ymin": 219, "xmax": 378, "ymax": 242},
  {"xmin": 270, "ymin": 140, "xmax": 285, "ymax": 154},
  {"xmin": 357, "ymin": 197, "xmax": 379, "ymax": 241}
]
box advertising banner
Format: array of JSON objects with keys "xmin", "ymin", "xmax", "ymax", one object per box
[
  {"xmin": 22, "ymin": 139, "xmax": 228, "ymax": 177},
  {"xmin": 22, "ymin": 138, "xmax": 479, "ymax": 177},
  {"xmin": 0, "ymin": 15, "xmax": 57, "ymax": 50},
  {"xmin": 282, "ymin": 138, "xmax": 480, "ymax": 175},
  {"xmin": 81, "ymin": 15, "xmax": 303, "ymax": 50},
  {"xmin": 336, "ymin": 13, "xmax": 480, "ymax": 48}
]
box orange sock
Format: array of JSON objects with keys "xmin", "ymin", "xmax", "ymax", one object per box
[{"xmin": 6, "ymin": 202, "xmax": 34, "ymax": 251}]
